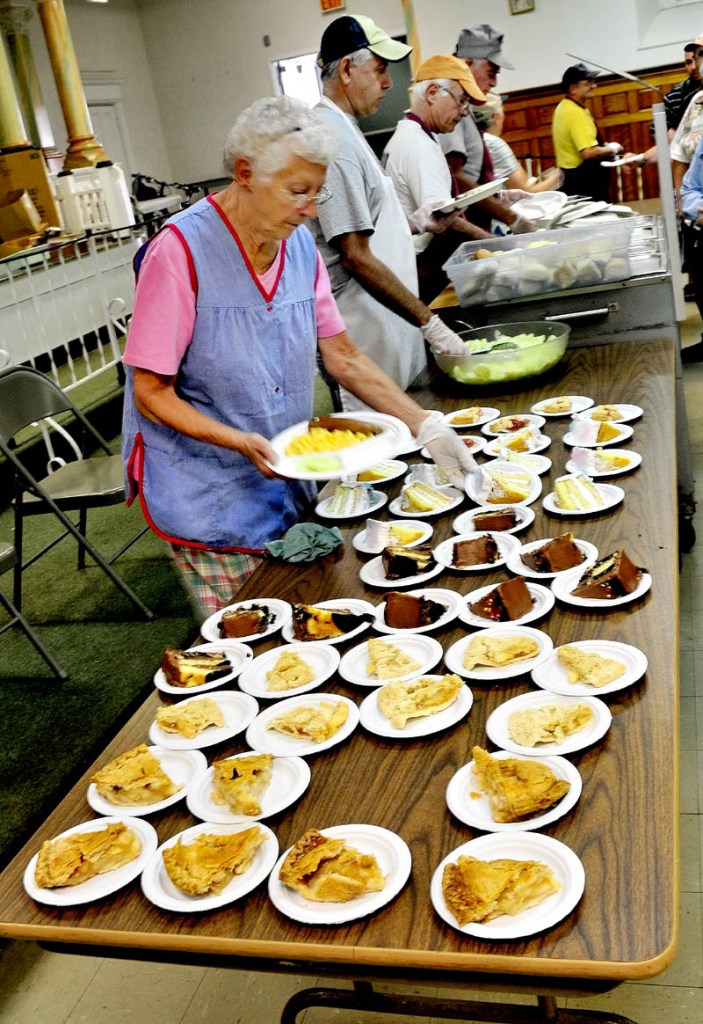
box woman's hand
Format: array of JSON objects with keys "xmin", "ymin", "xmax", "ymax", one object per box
[{"xmin": 237, "ymin": 432, "xmax": 280, "ymax": 478}]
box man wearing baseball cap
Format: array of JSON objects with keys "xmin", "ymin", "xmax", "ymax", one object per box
[
  {"xmin": 310, "ymin": 14, "xmax": 470, "ymax": 410},
  {"xmin": 384, "ymin": 54, "xmax": 492, "ymax": 301},
  {"xmin": 439, "ymin": 24, "xmax": 535, "ymax": 235},
  {"xmin": 552, "ymin": 63, "xmax": 625, "ymax": 201}
]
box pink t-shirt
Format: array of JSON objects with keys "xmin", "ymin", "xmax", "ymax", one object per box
[{"xmin": 123, "ymin": 225, "xmax": 346, "ymax": 375}]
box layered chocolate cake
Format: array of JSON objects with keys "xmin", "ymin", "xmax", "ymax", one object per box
[
  {"xmin": 521, "ymin": 533, "xmax": 586, "ymax": 574},
  {"xmin": 219, "ymin": 604, "xmax": 274, "ymax": 638},
  {"xmin": 384, "ymin": 591, "xmax": 446, "ymax": 629},
  {"xmin": 469, "ymin": 576, "xmax": 534, "ymax": 622},
  {"xmin": 161, "ymin": 649, "xmax": 231, "ymax": 688},
  {"xmin": 452, "ymin": 535, "xmax": 499, "ymax": 568},
  {"xmin": 472, "ymin": 508, "xmax": 519, "ymax": 532},
  {"xmin": 570, "ymin": 549, "xmax": 645, "ymax": 600},
  {"xmin": 382, "ymin": 545, "xmax": 435, "ymax": 580},
  {"xmin": 292, "ymin": 604, "xmax": 373, "ymax": 640}
]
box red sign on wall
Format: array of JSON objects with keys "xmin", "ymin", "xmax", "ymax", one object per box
[{"xmin": 320, "ymin": 0, "xmax": 345, "ymax": 12}]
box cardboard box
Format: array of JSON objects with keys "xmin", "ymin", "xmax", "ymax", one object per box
[{"xmin": 0, "ymin": 149, "xmax": 62, "ymax": 229}]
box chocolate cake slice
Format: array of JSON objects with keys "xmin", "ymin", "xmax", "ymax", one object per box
[
  {"xmin": 521, "ymin": 533, "xmax": 586, "ymax": 574},
  {"xmin": 570, "ymin": 549, "xmax": 644, "ymax": 600},
  {"xmin": 161, "ymin": 648, "xmax": 231, "ymax": 687},
  {"xmin": 382, "ymin": 545, "xmax": 436, "ymax": 580},
  {"xmin": 452, "ymin": 535, "xmax": 499, "ymax": 568},
  {"xmin": 384, "ymin": 592, "xmax": 446, "ymax": 629},
  {"xmin": 469, "ymin": 576, "xmax": 534, "ymax": 622},
  {"xmin": 472, "ymin": 509, "xmax": 519, "ymax": 532},
  {"xmin": 219, "ymin": 604, "xmax": 274, "ymax": 638}
]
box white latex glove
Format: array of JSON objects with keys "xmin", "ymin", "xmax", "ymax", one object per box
[
  {"xmin": 603, "ymin": 141, "xmax": 623, "ymax": 155},
  {"xmin": 414, "ymin": 411, "xmax": 480, "ymax": 489},
  {"xmin": 498, "ymin": 189, "xmax": 532, "ymax": 205},
  {"xmin": 420, "ymin": 315, "xmax": 467, "ymax": 356},
  {"xmin": 408, "ymin": 200, "xmax": 450, "ymax": 235},
  {"xmin": 510, "ymin": 214, "xmax": 537, "ymax": 234}
]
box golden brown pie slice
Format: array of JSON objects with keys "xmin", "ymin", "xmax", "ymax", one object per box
[
  {"xmin": 377, "ymin": 674, "xmax": 463, "ymax": 729},
  {"xmin": 365, "ymin": 638, "xmax": 421, "ymax": 680},
  {"xmin": 442, "ymin": 854, "xmax": 560, "ymax": 926},
  {"xmin": 471, "ymin": 746, "xmax": 570, "ymax": 822},
  {"xmin": 211, "ymin": 754, "xmax": 273, "ymax": 816},
  {"xmin": 463, "ymin": 635, "xmax": 540, "ymax": 671},
  {"xmin": 557, "ymin": 645, "xmax": 626, "ymax": 687},
  {"xmin": 91, "ymin": 744, "xmax": 181, "ymax": 806},
  {"xmin": 162, "ymin": 826, "xmax": 266, "ymax": 895},
  {"xmin": 279, "ymin": 828, "xmax": 385, "ymax": 902},
  {"xmin": 154, "ymin": 698, "xmax": 224, "ymax": 738},
  {"xmin": 267, "ymin": 701, "xmax": 348, "ymax": 742},
  {"xmin": 265, "ymin": 650, "xmax": 316, "ymax": 691},
  {"xmin": 508, "ymin": 704, "xmax": 594, "ymax": 747},
  {"xmin": 34, "ymin": 822, "xmax": 142, "ymax": 888}
]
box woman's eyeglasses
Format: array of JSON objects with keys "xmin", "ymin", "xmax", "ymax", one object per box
[{"xmin": 280, "ymin": 184, "xmax": 332, "ymax": 209}]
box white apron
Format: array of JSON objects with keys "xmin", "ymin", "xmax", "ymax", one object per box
[{"xmin": 320, "ymin": 101, "xmax": 426, "ymax": 411}]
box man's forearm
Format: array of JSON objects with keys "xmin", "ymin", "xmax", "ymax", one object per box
[{"xmin": 338, "ymin": 234, "xmax": 432, "ymax": 326}]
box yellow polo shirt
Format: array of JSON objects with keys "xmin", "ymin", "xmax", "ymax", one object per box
[{"xmin": 552, "ymin": 97, "xmax": 598, "ymax": 169}]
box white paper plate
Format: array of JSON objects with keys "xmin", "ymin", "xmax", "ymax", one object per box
[
  {"xmin": 24, "ymin": 816, "xmax": 158, "ymax": 907},
  {"xmin": 563, "ymin": 423, "xmax": 633, "ymax": 448},
  {"xmin": 316, "ymin": 488, "xmax": 387, "ymax": 520},
  {"xmin": 453, "ymin": 505, "xmax": 535, "ymax": 536},
  {"xmin": 200, "ymin": 598, "xmax": 291, "ymax": 645},
  {"xmin": 154, "ymin": 641, "xmax": 254, "ymax": 695},
  {"xmin": 506, "ymin": 538, "xmax": 599, "ymax": 580},
  {"xmin": 281, "ymin": 598, "xmax": 376, "ymax": 645},
  {"xmin": 389, "ymin": 487, "xmax": 464, "ymax": 519},
  {"xmin": 359, "ymin": 554, "xmax": 444, "ymax": 589},
  {"xmin": 443, "ymin": 407, "xmax": 501, "ymax": 430},
  {"xmin": 244, "ymin": 693, "xmax": 359, "ymax": 757},
  {"xmin": 87, "ymin": 747, "xmax": 207, "ymax": 817},
  {"xmin": 373, "ymin": 587, "xmax": 464, "ymax": 635},
  {"xmin": 353, "ymin": 519, "xmax": 433, "ymax": 555},
  {"xmin": 444, "ymin": 626, "xmax": 553, "ymax": 681},
  {"xmin": 148, "ymin": 691, "xmax": 260, "ymax": 749},
  {"xmin": 459, "ymin": 581, "xmax": 555, "ymax": 629},
  {"xmin": 346, "ymin": 460, "xmax": 408, "ymax": 485},
  {"xmin": 237, "ymin": 643, "xmax": 340, "ymax": 700},
  {"xmin": 455, "ymin": 434, "xmax": 488, "ymax": 457},
  {"xmin": 531, "ymin": 395, "xmax": 593, "ymax": 418},
  {"xmin": 482, "ymin": 414, "xmax": 546, "ymax": 437},
  {"xmin": 186, "ymin": 753, "xmax": 311, "ymax": 823},
  {"xmin": 466, "ymin": 462, "xmax": 542, "ymax": 508},
  {"xmin": 532, "ymin": 640, "xmax": 648, "ymax": 696},
  {"xmin": 552, "ymin": 566, "xmax": 652, "ymax": 609},
  {"xmin": 267, "ymin": 412, "xmax": 412, "ymax": 481},
  {"xmin": 573, "ymin": 404, "xmax": 643, "ymax": 424},
  {"xmin": 141, "ymin": 821, "xmax": 279, "ymax": 913},
  {"xmin": 543, "ymin": 483, "xmax": 624, "ymax": 517},
  {"xmin": 485, "ymin": 691, "xmax": 612, "ymax": 756},
  {"xmin": 433, "ymin": 178, "xmax": 508, "ymax": 215},
  {"xmin": 483, "ymin": 434, "xmax": 551, "ymax": 457},
  {"xmin": 483, "ymin": 453, "xmax": 552, "ymax": 476},
  {"xmin": 268, "ymin": 823, "xmax": 411, "ymax": 924},
  {"xmin": 445, "ymin": 751, "xmax": 582, "ymax": 832},
  {"xmin": 359, "ymin": 675, "xmax": 473, "ymax": 739},
  {"xmin": 565, "ymin": 449, "xmax": 642, "ymax": 478},
  {"xmin": 430, "ymin": 832, "xmax": 584, "ymax": 938},
  {"xmin": 432, "ymin": 531, "xmax": 519, "ymax": 572},
  {"xmin": 338, "ymin": 634, "xmax": 444, "ymax": 687}
]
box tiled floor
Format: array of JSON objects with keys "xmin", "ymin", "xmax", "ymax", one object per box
[{"xmin": 1, "ymin": 319, "xmax": 702, "ymax": 1024}]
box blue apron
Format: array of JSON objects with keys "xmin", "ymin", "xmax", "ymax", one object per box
[{"xmin": 123, "ymin": 196, "xmax": 318, "ymax": 550}]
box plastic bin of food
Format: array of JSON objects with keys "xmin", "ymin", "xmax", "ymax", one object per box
[
  {"xmin": 433, "ymin": 321, "xmax": 570, "ymax": 386},
  {"xmin": 443, "ymin": 221, "xmax": 635, "ymax": 308}
]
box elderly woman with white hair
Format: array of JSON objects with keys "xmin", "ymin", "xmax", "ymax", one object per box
[
  {"xmin": 122, "ymin": 96, "xmax": 477, "ymax": 613},
  {"xmin": 474, "ymin": 93, "xmax": 564, "ymax": 194}
]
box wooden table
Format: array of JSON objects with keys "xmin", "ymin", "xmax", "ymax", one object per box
[{"xmin": 0, "ymin": 341, "xmax": 679, "ymax": 1023}]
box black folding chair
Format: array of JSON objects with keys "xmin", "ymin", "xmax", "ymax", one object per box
[
  {"xmin": 0, "ymin": 365, "xmax": 154, "ymax": 620},
  {"xmin": 0, "ymin": 540, "xmax": 67, "ymax": 678}
]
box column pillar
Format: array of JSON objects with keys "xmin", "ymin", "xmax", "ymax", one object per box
[
  {"xmin": 36, "ymin": 0, "xmax": 108, "ymax": 168},
  {"xmin": 0, "ymin": 28, "xmax": 28, "ymax": 149},
  {"xmin": 0, "ymin": 0, "xmax": 62, "ymax": 169}
]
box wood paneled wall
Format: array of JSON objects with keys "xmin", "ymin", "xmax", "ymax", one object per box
[{"xmin": 502, "ymin": 65, "xmax": 686, "ymax": 202}]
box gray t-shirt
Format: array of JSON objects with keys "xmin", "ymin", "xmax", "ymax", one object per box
[
  {"xmin": 309, "ymin": 98, "xmax": 386, "ymax": 296},
  {"xmin": 439, "ymin": 111, "xmax": 485, "ymax": 180}
]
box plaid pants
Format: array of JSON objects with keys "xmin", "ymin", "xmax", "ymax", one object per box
[{"xmin": 170, "ymin": 545, "xmax": 262, "ymax": 617}]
